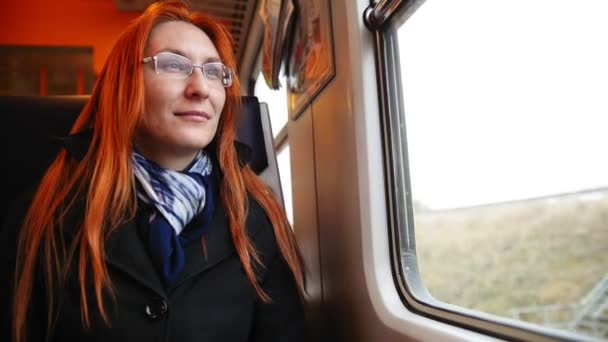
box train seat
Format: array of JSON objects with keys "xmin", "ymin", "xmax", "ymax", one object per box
[{"xmin": 0, "ymin": 95, "xmax": 282, "ymax": 227}]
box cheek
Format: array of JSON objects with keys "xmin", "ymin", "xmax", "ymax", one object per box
[
  {"xmin": 212, "ymin": 92, "xmax": 226, "ymax": 134},
  {"xmin": 212, "ymin": 89, "xmax": 227, "ymax": 115},
  {"xmin": 144, "ymin": 78, "xmax": 165, "ymax": 109},
  {"xmin": 140, "ymin": 94, "xmax": 162, "ymax": 131},
  {"xmin": 143, "ymin": 73, "xmax": 182, "ymax": 112},
  {"xmin": 140, "ymin": 79, "xmax": 178, "ymax": 130},
  {"xmin": 139, "ymin": 84, "xmax": 166, "ymax": 135}
]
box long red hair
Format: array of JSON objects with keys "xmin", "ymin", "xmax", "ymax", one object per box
[{"xmin": 12, "ymin": 1, "xmax": 303, "ymax": 341}]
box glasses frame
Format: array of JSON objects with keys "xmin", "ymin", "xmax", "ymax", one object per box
[{"xmin": 142, "ymin": 52, "xmax": 233, "ymax": 87}]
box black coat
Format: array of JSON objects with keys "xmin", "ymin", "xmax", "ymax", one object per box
[{"xmin": 1, "ymin": 141, "xmax": 306, "ymax": 342}]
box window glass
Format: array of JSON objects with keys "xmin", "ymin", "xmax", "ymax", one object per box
[
  {"xmin": 253, "ymin": 70, "xmax": 288, "ymax": 138},
  {"xmin": 277, "ymin": 143, "xmax": 293, "ymax": 226},
  {"xmin": 397, "ymin": 1, "xmax": 608, "ymax": 339},
  {"xmin": 254, "ymin": 70, "xmax": 292, "ymax": 225}
]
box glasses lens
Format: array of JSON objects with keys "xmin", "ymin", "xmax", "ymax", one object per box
[
  {"xmin": 203, "ymin": 63, "xmax": 232, "ymax": 87},
  {"xmin": 155, "ymin": 53, "xmax": 192, "ymax": 78},
  {"xmin": 203, "ymin": 63, "xmax": 222, "ymax": 81}
]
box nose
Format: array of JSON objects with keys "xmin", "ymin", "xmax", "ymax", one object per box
[{"xmin": 184, "ymin": 67, "xmax": 210, "ymax": 99}]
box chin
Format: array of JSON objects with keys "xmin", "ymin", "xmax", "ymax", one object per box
[
  {"xmin": 184, "ymin": 138, "xmax": 214, "ymax": 151},
  {"xmin": 177, "ymin": 132, "xmax": 215, "ymax": 150}
]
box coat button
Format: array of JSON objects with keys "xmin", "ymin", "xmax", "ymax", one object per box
[{"xmin": 145, "ymin": 297, "xmax": 168, "ymax": 320}]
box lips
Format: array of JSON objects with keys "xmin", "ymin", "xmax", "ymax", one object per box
[{"xmin": 174, "ymin": 111, "xmax": 211, "ymax": 119}]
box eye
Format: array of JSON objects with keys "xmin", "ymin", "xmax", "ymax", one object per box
[
  {"xmin": 162, "ymin": 61, "xmax": 187, "ymax": 72},
  {"xmin": 166, "ymin": 63, "xmax": 183, "ymax": 71},
  {"xmin": 204, "ymin": 64, "xmax": 222, "ymax": 79},
  {"xmin": 157, "ymin": 55, "xmax": 191, "ymax": 73}
]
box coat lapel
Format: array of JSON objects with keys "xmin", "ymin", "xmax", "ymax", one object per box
[
  {"xmin": 103, "ymin": 201, "xmax": 240, "ymax": 295},
  {"xmin": 172, "ymin": 196, "xmax": 268, "ymax": 290},
  {"xmin": 171, "ymin": 200, "xmax": 234, "ymax": 289},
  {"xmin": 104, "ymin": 218, "xmax": 166, "ymax": 296}
]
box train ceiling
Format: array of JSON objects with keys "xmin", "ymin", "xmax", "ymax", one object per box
[{"xmin": 113, "ymin": 0, "xmax": 258, "ymax": 64}]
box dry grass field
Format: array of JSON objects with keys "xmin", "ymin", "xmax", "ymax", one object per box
[{"xmin": 414, "ymin": 190, "xmax": 608, "ymax": 328}]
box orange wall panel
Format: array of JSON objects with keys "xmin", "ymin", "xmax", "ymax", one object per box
[{"xmin": 0, "ymin": 0, "xmax": 140, "ymax": 74}]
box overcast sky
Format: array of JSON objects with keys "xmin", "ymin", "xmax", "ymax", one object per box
[{"xmin": 398, "ymin": 0, "xmax": 608, "ymax": 210}]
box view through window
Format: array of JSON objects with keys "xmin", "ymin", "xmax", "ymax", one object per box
[
  {"xmin": 397, "ymin": 1, "xmax": 608, "ymax": 339},
  {"xmin": 253, "ymin": 71, "xmax": 293, "ymax": 225}
]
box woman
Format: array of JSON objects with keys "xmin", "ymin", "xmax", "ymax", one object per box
[{"xmin": 0, "ymin": 1, "xmax": 306, "ymax": 341}]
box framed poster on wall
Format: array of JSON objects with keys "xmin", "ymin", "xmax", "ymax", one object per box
[
  {"xmin": 259, "ymin": 0, "xmax": 295, "ymax": 90},
  {"xmin": 287, "ymin": 0, "xmax": 335, "ymax": 120}
]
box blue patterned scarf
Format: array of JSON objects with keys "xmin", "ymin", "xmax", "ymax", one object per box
[
  {"xmin": 132, "ymin": 150, "xmax": 215, "ymax": 288},
  {"xmin": 132, "ymin": 150, "xmax": 212, "ymax": 235}
]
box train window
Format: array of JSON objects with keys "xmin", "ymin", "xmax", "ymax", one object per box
[
  {"xmin": 276, "ymin": 143, "xmax": 293, "ymax": 225},
  {"xmin": 253, "ymin": 70, "xmax": 293, "ymax": 225},
  {"xmin": 253, "ymin": 70, "xmax": 288, "ymax": 138},
  {"xmin": 394, "ymin": 0, "xmax": 608, "ymax": 340}
]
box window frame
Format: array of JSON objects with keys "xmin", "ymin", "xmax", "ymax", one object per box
[
  {"xmin": 374, "ymin": 2, "xmax": 600, "ymax": 342},
  {"xmin": 250, "ymin": 61, "xmax": 293, "ymax": 220}
]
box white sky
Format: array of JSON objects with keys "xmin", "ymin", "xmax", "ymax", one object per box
[
  {"xmin": 254, "ymin": 70, "xmax": 288, "ymax": 138},
  {"xmin": 397, "ymin": 0, "xmax": 608, "ymax": 210}
]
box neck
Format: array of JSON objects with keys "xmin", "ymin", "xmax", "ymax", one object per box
[{"xmin": 134, "ymin": 145, "xmax": 199, "ymax": 171}]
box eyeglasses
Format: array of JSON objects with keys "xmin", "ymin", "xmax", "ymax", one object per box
[{"xmin": 142, "ymin": 52, "xmax": 233, "ymax": 87}]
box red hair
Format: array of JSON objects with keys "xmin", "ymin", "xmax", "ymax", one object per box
[{"xmin": 12, "ymin": 1, "xmax": 303, "ymax": 341}]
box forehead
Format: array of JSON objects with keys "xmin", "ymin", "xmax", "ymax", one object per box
[{"xmin": 146, "ymin": 21, "xmax": 220, "ymax": 61}]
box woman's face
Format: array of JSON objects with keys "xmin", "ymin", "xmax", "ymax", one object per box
[{"xmin": 136, "ymin": 20, "xmax": 227, "ymax": 170}]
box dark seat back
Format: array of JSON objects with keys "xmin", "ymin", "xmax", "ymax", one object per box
[{"xmin": 0, "ymin": 95, "xmax": 282, "ymax": 226}]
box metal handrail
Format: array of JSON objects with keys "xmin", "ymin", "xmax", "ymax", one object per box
[{"xmin": 363, "ymin": 0, "xmax": 425, "ymax": 30}]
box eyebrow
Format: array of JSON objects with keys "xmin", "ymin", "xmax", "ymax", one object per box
[{"xmin": 156, "ymin": 48, "xmax": 222, "ymax": 63}]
